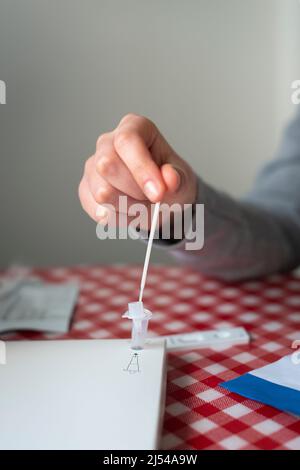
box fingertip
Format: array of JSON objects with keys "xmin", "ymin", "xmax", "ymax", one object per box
[
  {"xmin": 143, "ymin": 179, "xmax": 166, "ymax": 203},
  {"xmin": 161, "ymin": 163, "xmax": 180, "ymax": 193}
]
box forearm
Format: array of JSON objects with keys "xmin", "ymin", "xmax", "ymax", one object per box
[
  {"xmin": 168, "ymin": 177, "xmax": 300, "ymax": 282},
  {"xmin": 164, "ymin": 109, "xmax": 300, "ymax": 281}
]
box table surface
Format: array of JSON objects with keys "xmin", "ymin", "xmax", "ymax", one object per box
[{"xmin": 2, "ymin": 265, "xmax": 300, "ymax": 450}]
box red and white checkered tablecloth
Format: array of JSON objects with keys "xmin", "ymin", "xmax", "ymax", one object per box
[{"xmin": 2, "ymin": 265, "xmax": 300, "ymax": 450}]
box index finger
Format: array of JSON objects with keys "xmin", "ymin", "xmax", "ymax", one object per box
[{"xmin": 113, "ymin": 117, "xmax": 166, "ymax": 202}]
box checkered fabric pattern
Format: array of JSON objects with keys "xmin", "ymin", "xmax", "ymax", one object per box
[{"xmin": 2, "ymin": 265, "xmax": 300, "ymax": 450}]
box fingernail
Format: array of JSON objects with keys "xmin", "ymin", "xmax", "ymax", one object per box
[
  {"xmin": 172, "ymin": 166, "xmax": 181, "ymax": 191},
  {"xmin": 96, "ymin": 205, "xmax": 108, "ymax": 219},
  {"xmin": 144, "ymin": 180, "xmax": 160, "ymax": 200}
]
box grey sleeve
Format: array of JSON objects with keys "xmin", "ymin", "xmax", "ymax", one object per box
[{"xmin": 165, "ymin": 110, "xmax": 300, "ymax": 282}]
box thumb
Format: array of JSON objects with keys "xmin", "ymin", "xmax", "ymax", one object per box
[{"xmin": 161, "ymin": 163, "xmax": 181, "ymax": 193}]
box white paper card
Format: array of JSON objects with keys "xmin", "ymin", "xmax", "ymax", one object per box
[{"xmin": 0, "ymin": 339, "xmax": 166, "ymax": 450}]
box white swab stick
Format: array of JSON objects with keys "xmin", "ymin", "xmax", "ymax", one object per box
[{"xmin": 138, "ymin": 202, "xmax": 160, "ymax": 302}]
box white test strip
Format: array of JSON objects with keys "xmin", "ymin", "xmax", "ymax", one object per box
[{"xmin": 163, "ymin": 327, "xmax": 250, "ymax": 351}]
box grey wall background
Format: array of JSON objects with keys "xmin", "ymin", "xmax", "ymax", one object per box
[{"xmin": 0, "ymin": 0, "xmax": 299, "ymax": 267}]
